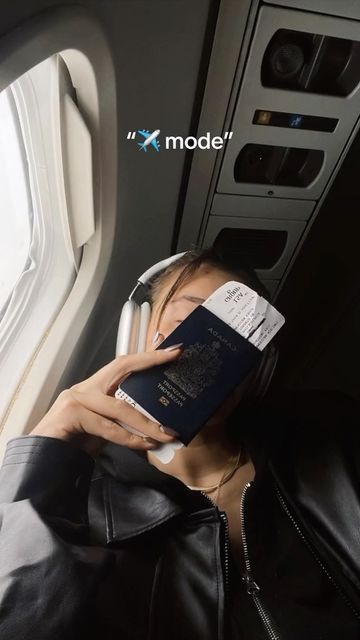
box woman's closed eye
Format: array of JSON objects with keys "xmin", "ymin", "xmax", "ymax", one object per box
[{"xmin": 158, "ymin": 294, "xmax": 206, "ymax": 336}]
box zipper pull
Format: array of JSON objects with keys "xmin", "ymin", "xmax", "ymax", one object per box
[{"xmin": 242, "ymin": 571, "xmax": 260, "ymax": 596}]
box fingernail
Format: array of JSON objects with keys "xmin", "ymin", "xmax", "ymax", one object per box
[
  {"xmin": 160, "ymin": 425, "xmax": 179, "ymax": 437},
  {"xmin": 164, "ymin": 343, "xmax": 183, "ymax": 352},
  {"xmin": 144, "ymin": 440, "xmax": 158, "ymax": 449},
  {"xmin": 152, "ymin": 331, "xmax": 161, "ymax": 345}
]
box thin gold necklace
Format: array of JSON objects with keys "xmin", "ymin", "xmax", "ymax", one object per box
[{"xmin": 186, "ymin": 450, "xmax": 243, "ymax": 504}]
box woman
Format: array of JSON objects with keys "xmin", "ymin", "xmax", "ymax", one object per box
[{"xmin": 0, "ymin": 249, "xmax": 359, "ymax": 640}]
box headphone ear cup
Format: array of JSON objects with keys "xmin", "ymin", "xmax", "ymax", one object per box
[
  {"xmin": 247, "ymin": 344, "xmax": 279, "ymax": 401},
  {"xmin": 116, "ymin": 300, "xmax": 140, "ymax": 356},
  {"xmin": 136, "ymin": 302, "xmax": 151, "ymax": 352},
  {"xmin": 116, "ymin": 301, "xmax": 152, "ymax": 356}
]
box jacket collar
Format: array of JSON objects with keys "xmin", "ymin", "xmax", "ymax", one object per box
[
  {"xmin": 92, "ymin": 444, "xmax": 217, "ymax": 543},
  {"xmin": 92, "ymin": 402, "xmax": 272, "ymax": 545}
]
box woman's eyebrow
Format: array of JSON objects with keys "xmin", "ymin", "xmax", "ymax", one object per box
[{"xmin": 171, "ymin": 295, "xmax": 205, "ymax": 304}]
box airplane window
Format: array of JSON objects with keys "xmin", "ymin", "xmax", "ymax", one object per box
[
  {"xmin": 0, "ymin": 56, "xmax": 80, "ymax": 426},
  {"xmin": 0, "ymin": 6, "xmax": 116, "ymax": 460},
  {"xmin": 0, "ymin": 89, "xmax": 31, "ymax": 319}
]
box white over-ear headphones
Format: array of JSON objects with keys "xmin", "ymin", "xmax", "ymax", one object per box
[
  {"xmin": 116, "ymin": 252, "xmax": 185, "ymax": 356},
  {"xmin": 116, "ymin": 252, "xmax": 278, "ymax": 400}
]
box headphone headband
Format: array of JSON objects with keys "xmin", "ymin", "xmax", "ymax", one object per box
[
  {"xmin": 117, "ymin": 252, "xmax": 186, "ymax": 355},
  {"xmin": 129, "ymin": 252, "xmax": 186, "ymax": 300}
]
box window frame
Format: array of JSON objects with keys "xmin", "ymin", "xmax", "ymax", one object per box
[{"xmin": 0, "ymin": 7, "xmax": 118, "ymax": 460}]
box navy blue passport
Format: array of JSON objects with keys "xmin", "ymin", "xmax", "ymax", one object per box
[{"xmin": 119, "ymin": 305, "xmax": 262, "ymax": 445}]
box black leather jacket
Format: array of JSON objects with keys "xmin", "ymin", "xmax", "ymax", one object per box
[{"xmin": 0, "ymin": 397, "xmax": 359, "ymax": 640}]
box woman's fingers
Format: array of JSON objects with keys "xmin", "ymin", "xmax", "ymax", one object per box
[
  {"xmin": 77, "ymin": 347, "xmax": 181, "ymax": 395},
  {"xmin": 73, "ymin": 405, "xmax": 159, "ymax": 451},
  {"xmin": 70, "ymin": 389, "xmax": 176, "ymax": 443},
  {"xmin": 31, "ymin": 347, "xmax": 183, "ymax": 455},
  {"xmin": 32, "ymin": 391, "xmax": 163, "ymax": 452}
]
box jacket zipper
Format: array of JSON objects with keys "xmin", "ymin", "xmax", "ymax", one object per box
[
  {"xmin": 219, "ymin": 510, "xmax": 231, "ymax": 594},
  {"xmin": 201, "ymin": 491, "xmax": 230, "ymax": 594},
  {"xmin": 240, "ymin": 482, "xmax": 281, "ymax": 640},
  {"xmin": 275, "ymin": 484, "xmax": 360, "ymax": 621}
]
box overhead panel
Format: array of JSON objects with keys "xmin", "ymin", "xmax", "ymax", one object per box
[
  {"xmin": 178, "ymin": 3, "xmax": 360, "ymax": 299},
  {"xmin": 217, "ymin": 6, "xmax": 360, "ymax": 199}
]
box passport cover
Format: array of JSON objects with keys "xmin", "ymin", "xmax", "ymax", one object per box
[{"xmin": 119, "ymin": 305, "xmax": 262, "ymax": 445}]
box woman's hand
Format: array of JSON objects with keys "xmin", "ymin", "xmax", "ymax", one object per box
[{"xmin": 30, "ymin": 348, "xmax": 181, "ymax": 456}]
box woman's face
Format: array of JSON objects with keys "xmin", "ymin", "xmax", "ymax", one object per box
[
  {"xmin": 145, "ymin": 264, "xmax": 233, "ymax": 351},
  {"xmin": 145, "ymin": 263, "xmax": 251, "ymax": 430}
]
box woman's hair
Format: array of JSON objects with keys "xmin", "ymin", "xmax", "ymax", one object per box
[{"xmin": 148, "ymin": 246, "xmax": 269, "ymax": 318}]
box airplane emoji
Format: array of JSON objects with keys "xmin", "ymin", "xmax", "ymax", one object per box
[{"xmin": 137, "ymin": 129, "xmax": 160, "ymax": 152}]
